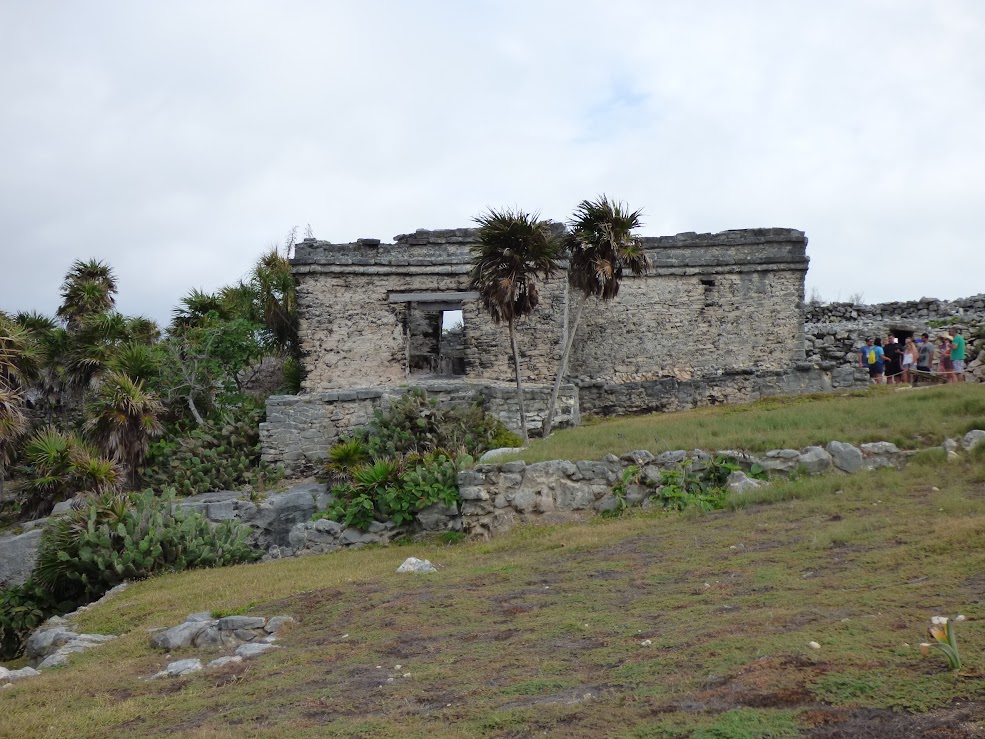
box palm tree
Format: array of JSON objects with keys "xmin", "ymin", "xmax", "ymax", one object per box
[
  {"xmin": 251, "ymin": 247, "xmax": 299, "ymax": 356},
  {"xmin": 470, "ymin": 209, "xmax": 562, "ymax": 443},
  {"xmin": 57, "ymin": 259, "xmax": 117, "ymax": 331},
  {"xmin": 0, "ymin": 386, "xmax": 28, "ymax": 501},
  {"xmin": 0, "ymin": 312, "xmax": 40, "ymax": 498},
  {"xmin": 84, "ymin": 371, "xmax": 164, "ymax": 487},
  {"xmin": 16, "ymin": 426, "xmax": 123, "ymax": 517},
  {"xmin": 542, "ymin": 196, "xmax": 649, "ymax": 437}
]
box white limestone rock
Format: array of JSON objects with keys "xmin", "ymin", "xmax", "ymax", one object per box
[
  {"xmin": 726, "ymin": 471, "xmax": 763, "ymax": 494},
  {"xmin": 396, "ymin": 557, "xmax": 437, "ymax": 574}
]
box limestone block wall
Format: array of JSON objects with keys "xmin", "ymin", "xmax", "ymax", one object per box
[
  {"xmin": 571, "ymin": 269, "xmax": 806, "ymax": 384},
  {"xmin": 806, "ymin": 294, "xmax": 985, "ymax": 325},
  {"xmin": 292, "ymin": 226, "xmax": 810, "ymax": 392},
  {"xmin": 575, "ymin": 365, "xmax": 853, "ymax": 418},
  {"xmin": 260, "ymin": 381, "xmax": 578, "ymax": 474}
]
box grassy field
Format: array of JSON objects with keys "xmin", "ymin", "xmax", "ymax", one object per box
[
  {"xmin": 513, "ymin": 383, "xmax": 985, "ymax": 463},
  {"xmin": 3, "ymin": 387, "xmax": 985, "ymax": 737}
]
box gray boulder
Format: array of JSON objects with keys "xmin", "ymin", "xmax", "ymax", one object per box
[
  {"xmin": 246, "ymin": 482, "xmax": 328, "ymax": 548},
  {"xmin": 154, "ymin": 659, "xmax": 203, "ymax": 678},
  {"xmin": 478, "ymin": 447, "xmax": 525, "ymax": 462},
  {"xmin": 621, "ymin": 450, "xmax": 655, "ymax": 466},
  {"xmin": 797, "ymin": 446, "xmax": 833, "ymax": 476},
  {"xmin": 217, "ymin": 616, "xmax": 266, "ymax": 630},
  {"xmin": 0, "ymin": 528, "xmax": 43, "ymax": 587},
  {"xmin": 759, "ymin": 449, "xmax": 802, "ymax": 472},
  {"xmin": 151, "ymin": 621, "xmax": 209, "ymax": 650},
  {"xmin": 235, "ymin": 642, "xmax": 279, "ymax": 658},
  {"xmin": 962, "ymin": 430, "xmax": 985, "ymax": 451},
  {"xmin": 826, "ymin": 441, "xmax": 863, "ymax": 473},
  {"xmin": 860, "ymin": 441, "xmax": 901, "ymax": 470},
  {"xmin": 0, "ymin": 666, "xmax": 40, "ymax": 683}
]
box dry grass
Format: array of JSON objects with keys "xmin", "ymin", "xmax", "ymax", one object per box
[
  {"xmin": 4, "ymin": 450, "xmax": 985, "ymax": 737},
  {"xmin": 510, "ymin": 383, "xmax": 985, "ymax": 463}
]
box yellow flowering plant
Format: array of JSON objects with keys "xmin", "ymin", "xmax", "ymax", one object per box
[{"xmin": 919, "ymin": 614, "xmax": 965, "ymax": 671}]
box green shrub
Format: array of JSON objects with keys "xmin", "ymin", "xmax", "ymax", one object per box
[
  {"xmin": 354, "ymin": 389, "xmax": 519, "ymax": 459},
  {"xmin": 319, "ymin": 390, "xmax": 511, "ymax": 530},
  {"xmin": 281, "ymin": 357, "xmax": 302, "ymax": 393},
  {"xmin": 0, "ymin": 579, "xmax": 69, "ymax": 660},
  {"xmin": 33, "ymin": 489, "xmax": 260, "ymax": 602},
  {"xmin": 144, "ymin": 403, "xmax": 278, "ymax": 496},
  {"xmin": 324, "ymin": 452, "xmax": 466, "ymax": 531},
  {"xmin": 651, "ymin": 464, "xmax": 730, "ymax": 512}
]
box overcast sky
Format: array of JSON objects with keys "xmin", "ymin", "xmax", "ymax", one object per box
[{"xmin": 1, "ymin": 0, "xmax": 982, "ymax": 325}]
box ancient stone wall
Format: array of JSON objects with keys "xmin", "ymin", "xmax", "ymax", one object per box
[
  {"xmin": 260, "ymin": 380, "xmax": 578, "ymax": 474},
  {"xmin": 570, "ymin": 231, "xmax": 807, "ymax": 382},
  {"xmin": 804, "ymin": 294, "xmax": 985, "ymax": 383},
  {"xmin": 292, "ymin": 227, "xmax": 810, "ymax": 391}
]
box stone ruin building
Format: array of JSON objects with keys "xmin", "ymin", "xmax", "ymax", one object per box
[
  {"xmin": 264, "ymin": 226, "xmax": 831, "ymax": 471},
  {"xmin": 259, "ymin": 223, "xmax": 985, "ymax": 473}
]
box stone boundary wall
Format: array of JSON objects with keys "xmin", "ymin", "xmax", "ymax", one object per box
[
  {"xmin": 806, "ymin": 294, "xmax": 985, "ymax": 325},
  {"xmin": 5, "ymin": 432, "xmax": 982, "ymax": 590},
  {"xmin": 260, "ymin": 381, "xmax": 578, "ymax": 475},
  {"xmin": 457, "ymin": 430, "xmax": 985, "ymax": 538},
  {"xmin": 573, "ymin": 365, "xmax": 864, "ymax": 418}
]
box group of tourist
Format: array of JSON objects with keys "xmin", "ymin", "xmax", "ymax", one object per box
[{"xmin": 859, "ymin": 329, "xmax": 966, "ymax": 384}]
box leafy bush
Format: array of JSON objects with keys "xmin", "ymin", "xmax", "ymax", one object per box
[
  {"xmin": 34, "ymin": 489, "xmax": 260, "ymax": 602},
  {"xmin": 356, "ymin": 389, "xmax": 520, "ymax": 459},
  {"xmin": 324, "ymin": 451, "xmax": 466, "ymax": 531},
  {"xmin": 0, "ymin": 580, "xmax": 67, "ymax": 660},
  {"xmin": 651, "ymin": 462, "xmax": 730, "ymax": 512},
  {"xmin": 318, "ymin": 390, "xmax": 513, "ymax": 530},
  {"xmin": 143, "ymin": 403, "xmax": 278, "ymax": 496}
]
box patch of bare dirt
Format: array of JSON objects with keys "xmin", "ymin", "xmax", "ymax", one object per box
[{"xmin": 804, "ymin": 702, "xmax": 985, "ymax": 738}]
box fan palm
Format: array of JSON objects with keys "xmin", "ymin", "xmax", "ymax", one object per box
[
  {"xmin": 170, "ymin": 288, "xmax": 229, "ymax": 335},
  {"xmin": 56, "ymin": 259, "xmax": 117, "ymax": 331},
  {"xmin": 0, "ymin": 312, "xmax": 39, "ymax": 497},
  {"xmin": 251, "ymin": 247, "xmax": 299, "ymax": 356},
  {"xmin": 84, "ymin": 371, "xmax": 164, "ymax": 487},
  {"xmin": 542, "ymin": 196, "xmax": 649, "ymax": 436},
  {"xmin": 108, "ymin": 341, "xmax": 163, "ymax": 385},
  {"xmin": 15, "ymin": 426, "xmax": 122, "ymax": 517},
  {"xmin": 470, "ymin": 209, "xmax": 562, "ymax": 443}
]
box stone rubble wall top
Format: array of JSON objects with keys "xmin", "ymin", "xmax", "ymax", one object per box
[{"xmin": 291, "ymin": 227, "xmax": 809, "ymax": 272}]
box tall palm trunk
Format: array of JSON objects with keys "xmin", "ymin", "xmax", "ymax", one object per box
[
  {"xmin": 542, "ymin": 292, "xmax": 587, "ymax": 437},
  {"xmin": 508, "ymin": 320, "xmax": 529, "ymax": 444}
]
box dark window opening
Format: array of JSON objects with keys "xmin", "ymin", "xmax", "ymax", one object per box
[
  {"xmin": 407, "ymin": 304, "xmax": 466, "ymax": 377},
  {"xmin": 700, "ymin": 278, "xmax": 716, "ymax": 307}
]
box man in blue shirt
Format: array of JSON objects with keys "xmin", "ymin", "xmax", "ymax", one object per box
[{"xmin": 858, "ymin": 337, "xmax": 885, "ymax": 384}]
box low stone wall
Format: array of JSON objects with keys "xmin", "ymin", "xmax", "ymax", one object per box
[
  {"xmin": 574, "ymin": 365, "xmax": 861, "ymax": 417},
  {"xmin": 456, "ymin": 433, "xmax": 985, "ymax": 538},
  {"xmin": 260, "ymin": 381, "xmax": 578, "ymax": 475},
  {"xmin": 806, "ymin": 295, "xmax": 985, "ymax": 325},
  {"xmin": 457, "ymin": 443, "xmax": 871, "ymax": 537}
]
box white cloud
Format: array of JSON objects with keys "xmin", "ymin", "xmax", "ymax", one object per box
[{"xmin": 1, "ymin": 0, "xmax": 983, "ymax": 323}]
